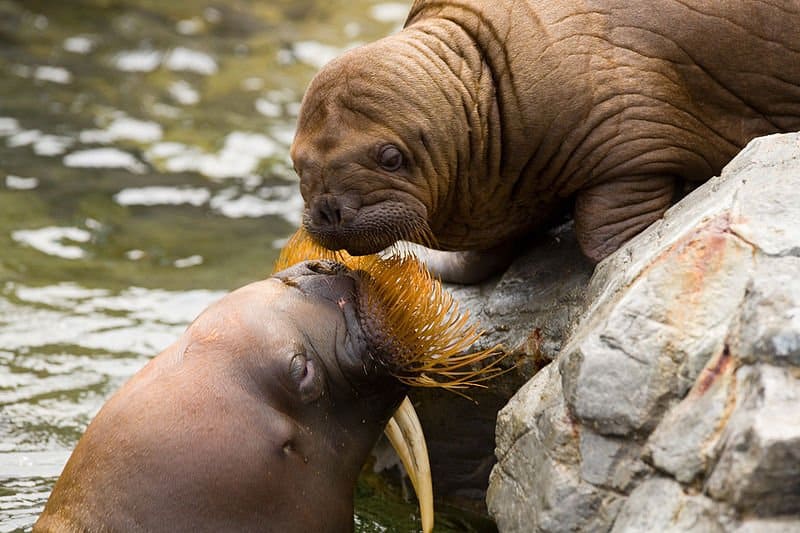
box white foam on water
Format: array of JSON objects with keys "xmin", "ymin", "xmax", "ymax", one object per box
[
  {"xmin": 344, "ymin": 22, "xmax": 361, "ymax": 38},
  {"xmin": 225, "ymin": 131, "xmax": 278, "ymax": 158},
  {"xmin": 32, "ymin": 15, "xmax": 48, "ymax": 30},
  {"xmin": 11, "ymin": 227, "xmax": 91, "ymax": 260},
  {"xmin": 176, "ymin": 19, "xmax": 203, "ymax": 35},
  {"xmin": 113, "ymin": 50, "xmax": 162, "ymax": 72},
  {"xmin": 203, "ymin": 7, "xmax": 222, "ymax": 24},
  {"xmin": 1, "ymin": 282, "xmax": 225, "ymax": 355},
  {"xmin": 33, "ymin": 135, "xmax": 73, "ymax": 156},
  {"xmin": 113, "ymin": 186, "xmax": 211, "ymax": 207},
  {"xmin": 209, "ymin": 185, "xmax": 303, "ymax": 224},
  {"xmin": 34, "ymin": 66, "xmax": 72, "ymax": 84},
  {"xmin": 270, "ymin": 124, "xmax": 295, "ymax": 147},
  {"xmin": 255, "ymin": 98, "xmax": 281, "ymax": 118},
  {"xmin": 151, "ymin": 132, "xmax": 278, "ymax": 179},
  {"xmin": 63, "ymin": 148, "xmax": 146, "ymax": 173},
  {"xmin": 286, "ymin": 102, "xmax": 301, "ymax": 117},
  {"xmin": 12, "ymin": 283, "xmax": 109, "ymax": 306},
  {"xmin": 292, "ymin": 41, "xmax": 342, "ymax": 69},
  {"xmin": 168, "ymin": 80, "xmax": 200, "ymax": 105},
  {"xmin": 145, "ymin": 142, "xmax": 189, "ymax": 159},
  {"xmin": 173, "ymin": 255, "xmax": 203, "ymax": 268},
  {"xmin": 7, "ymin": 130, "xmax": 42, "ymax": 148},
  {"xmin": 105, "ymin": 116, "xmax": 163, "ymax": 143},
  {"xmin": 164, "ymin": 47, "xmax": 218, "ymax": 75},
  {"xmin": 370, "ymin": 2, "xmax": 410, "ymax": 23},
  {"xmin": 78, "ymin": 129, "xmax": 113, "ymax": 144},
  {"xmin": 0, "ymin": 117, "xmax": 20, "ymax": 136},
  {"xmin": 5, "ymin": 175, "xmax": 39, "ymax": 190},
  {"xmin": 63, "ymin": 35, "xmax": 94, "ymax": 54}
]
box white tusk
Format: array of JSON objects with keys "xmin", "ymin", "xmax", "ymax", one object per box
[{"xmin": 384, "ymin": 396, "xmax": 433, "ymax": 533}]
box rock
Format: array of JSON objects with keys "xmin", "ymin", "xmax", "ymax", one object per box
[
  {"xmin": 579, "ymin": 430, "xmax": 651, "ymax": 493},
  {"xmin": 487, "ymin": 132, "xmax": 800, "ymax": 532},
  {"xmin": 560, "ymin": 213, "xmax": 753, "ymax": 437},
  {"xmin": 735, "ymin": 257, "xmax": 800, "ymax": 367},
  {"xmin": 645, "ymin": 346, "xmax": 736, "ymax": 484},
  {"xmin": 487, "ymin": 364, "xmax": 622, "ymax": 533},
  {"xmin": 400, "ymin": 223, "xmax": 593, "ymax": 509},
  {"xmin": 706, "ymin": 364, "xmax": 800, "ymax": 515},
  {"xmin": 610, "ymin": 478, "xmax": 728, "ymax": 533}
]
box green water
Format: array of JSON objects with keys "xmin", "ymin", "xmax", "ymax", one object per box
[{"xmin": 0, "ymin": 1, "xmax": 489, "ymax": 530}]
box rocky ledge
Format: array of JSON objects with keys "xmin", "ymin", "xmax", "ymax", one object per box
[{"xmin": 484, "ymin": 132, "xmax": 800, "ymax": 532}]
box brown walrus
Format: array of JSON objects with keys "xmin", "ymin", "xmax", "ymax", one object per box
[
  {"xmin": 292, "ymin": 0, "xmax": 800, "ymax": 283},
  {"xmin": 34, "ymin": 247, "xmax": 503, "ymax": 532}
]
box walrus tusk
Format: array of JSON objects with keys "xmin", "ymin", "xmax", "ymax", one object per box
[{"xmin": 384, "ymin": 396, "xmax": 433, "ymax": 533}]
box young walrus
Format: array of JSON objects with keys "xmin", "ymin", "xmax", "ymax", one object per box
[
  {"xmin": 35, "ymin": 231, "xmax": 503, "ymax": 533},
  {"xmin": 292, "ymin": 0, "xmax": 800, "ymax": 283}
]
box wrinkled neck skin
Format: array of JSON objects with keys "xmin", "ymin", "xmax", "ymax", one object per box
[{"xmin": 401, "ymin": 1, "xmax": 591, "ymax": 247}]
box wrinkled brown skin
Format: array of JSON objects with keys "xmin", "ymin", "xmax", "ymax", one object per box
[
  {"xmin": 34, "ymin": 261, "xmax": 405, "ymax": 533},
  {"xmin": 292, "ymin": 0, "xmax": 800, "ymax": 283}
]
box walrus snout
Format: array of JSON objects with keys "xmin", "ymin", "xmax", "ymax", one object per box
[
  {"xmin": 304, "ymin": 193, "xmax": 368, "ymax": 252},
  {"xmin": 303, "ymin": 197, "xmax": 432, "ymax": 256},
  {"xmin": 308, "ymin": 194, "xmax": 349, "ymax": 228},
  {"xmin": 273, "ymin": 259, "xmax": 358, "ymax": 308}
]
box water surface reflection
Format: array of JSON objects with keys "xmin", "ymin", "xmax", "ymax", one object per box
[{"xmin": 0, "ymin": 1, "xmax": 475, "ymax": 531}]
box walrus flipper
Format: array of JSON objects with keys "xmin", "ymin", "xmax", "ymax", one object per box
[{"xmin": 574, "ymin": 175, "xmax": 676, "ymax": 263}]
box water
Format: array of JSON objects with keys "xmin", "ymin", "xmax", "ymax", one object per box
[{"xmin": 0, "ymin": 1, "xmax": 489, "ymax": 530}]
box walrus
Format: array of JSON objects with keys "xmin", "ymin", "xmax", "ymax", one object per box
[
  {"xmin": 292, "ymin": 0, "xmax": 800, "ymax": 283},
  {"xmin": 34, "ymin": 244, "xmax": 502, "ymax": 532}
]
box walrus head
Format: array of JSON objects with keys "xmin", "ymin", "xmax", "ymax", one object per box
[
  {"xmin": 291, "ymin": 33, "xmax": 480, "ymax": 255},
  {"xmin": 273, "ymin": 228, "xmax": 507, "ymax": 532},
  {"xmin": 274, "ymin": 228, "xmax": 505, "ymax": 390}
]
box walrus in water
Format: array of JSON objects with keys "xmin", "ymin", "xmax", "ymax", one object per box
[
  {"xmin": 292, "ymin": 0, "xmax": 800, "ymax": 283},
  {"xmin": 34, "ymin": 237, "xmax": 503, "ymax": 533}
]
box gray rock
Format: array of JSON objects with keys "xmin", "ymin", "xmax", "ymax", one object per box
[
  {"xmin": 560, "ymin": 222, "xmax": 752, "ymax": 436},
  {"xmin": 735, "ymin": 257, "xmax": 800, "ymax": 367},
  {"xmin": 580, "ymin": 430, "xmax": 651, "ymax": 493},
  {"xmin": 706, "ymin": 364, "xmax": 800, "ymax": 515},
  {"xmin": 729, "ymin": 135, "xmax": 800, "ymax": 257},
  {"xmin": 646, "ymin": 346, "xmax": 736, "ymax": 484},
  {"xmin": 487, "ymin": 364, "xmax": 622, "ymax": 533},
  {"xmin": 488, "ymin": 133, "xmax": 800, "ymax": 531},
  {"xmin": 610, "ymin": 478, "xmax": 727, "ymax": 533}
]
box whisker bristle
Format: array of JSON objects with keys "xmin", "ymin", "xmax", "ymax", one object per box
[{"xmin": 274, "ymin": 228, "xmax": 509, "ymax": 390}]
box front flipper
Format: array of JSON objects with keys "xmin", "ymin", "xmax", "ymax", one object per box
[
  {"xmin": 574, "ymin": 175, "xmax": 676, "ymax": 263},
  {"xmin": 406, "ymin": 242, "xmax": 518, "ymax": 285}
]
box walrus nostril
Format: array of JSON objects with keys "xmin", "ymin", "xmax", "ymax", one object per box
[{"xmin": 313, "ymin": 196, "xmax": 343, "ymax": 227}]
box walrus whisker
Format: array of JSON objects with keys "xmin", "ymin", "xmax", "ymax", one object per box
[{"xmin": 274, "ymin": 227, "xmax": 508, "ymax": 390}]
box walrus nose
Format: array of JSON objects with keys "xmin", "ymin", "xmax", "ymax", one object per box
[{"xmin": 309, "ymin": 195, "xmax": 343, "ymax": 227}]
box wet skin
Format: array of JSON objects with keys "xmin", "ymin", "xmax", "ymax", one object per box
[{"xmin": 34, "ymin": 261, "xmax": 406, "ymax": 533}]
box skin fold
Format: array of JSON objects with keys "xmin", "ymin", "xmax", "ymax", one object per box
[
  {"xmin": 34, "ymin": 261, "xmax": 408, "ymax": 533},
  {"xmin": 292, "ymin": 0, "xmax": 800, "ymax": 282}
]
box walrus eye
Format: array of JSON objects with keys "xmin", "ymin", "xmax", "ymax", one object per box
[
  {"xmin": 378, "ymin": 144, "xmax": 404, "ymax": 171},
  {"xmin": 289, "ymin": 352, "xmax": 321, "ymax": 402},
  {"xmin": 290, "ymin": 352, "xmax": 310, "ymax": 383}
]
